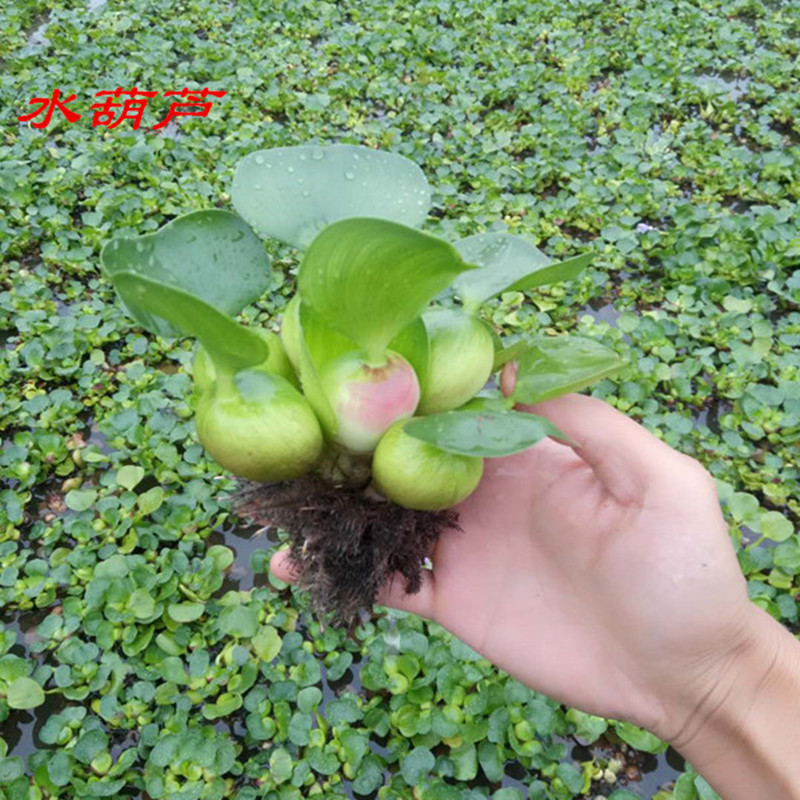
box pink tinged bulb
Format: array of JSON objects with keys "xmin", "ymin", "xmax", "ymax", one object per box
[{"xmin": 320, "ymin": 351, "xmax": 420, "ymax": 453}]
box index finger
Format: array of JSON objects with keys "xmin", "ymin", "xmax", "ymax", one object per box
[{"xmin": 501, "ymin": 363, "xmax": 686, "ymax": 505}]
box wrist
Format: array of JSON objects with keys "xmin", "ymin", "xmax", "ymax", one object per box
[{"xmin": 663, "ymin": 605, "xmax": 800, "ymax": 799}]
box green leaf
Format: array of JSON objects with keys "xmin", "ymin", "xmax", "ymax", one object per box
[
  {"xmin": 506, "ymin": 253, "xmax": 592, "ymax": 292},
  {"xmin": 450, "ymin": 742, "xmax": 477, "ymax": 781},
  {"xmin": 167, "ymin": 602, "xmax": 205, "ymax": 623},
  {"xmin": 307, "ymin": 746, "xmax": 340, "ymax": 776},
  {"xmin": 728, "ymin": 492, "xmax": 760, "ymax": 523},
  {"xmin": 673, "ymin": 772, "xmax": 698, "ymax": 800},
  {"xmin": 403, "ymin": 410, "xmax": 567, "ymax": 457},
  {"xmin": 0, "ymin": 756, "xmax": 24, "ymax": 783},
  {"xmin": 128, "ymin": 589, "xmax": 156, "ymax": 619},
  {"xmin": 116, "ymin": 465, "xmax": 145, "ymax": 491},
  {"xmin": 288, "ymin": 712, "xmax": 311, "ymax": 745},
  {"xmin": 400, "ymin": 746, "xmax": 435, "ymax": 785},
  {"xmin": 452, "ymin": 233, "xmax": 590, "ymax": 306},
  {"xmin": 137, "ymin": 486, "xmax": 164, "ymax": 516},
  {"xmin": 491, "ymin": 789, "xmax": 524, "ymax": 800},
  {"xmin": 694, "ymin": 776, "xmax": 722, "ymax": 800},
  {"xmin": 614, "ymin": 721, "xmax": 668, "ymax": 754},
  {"xmin": 298, "ymin": 218, "xmax": 474, "ymax": 361},
  {"xmin": 65, "ymin": 489, "xmax": 98, "ymax": 512},
  {"xmin": 101, "ymin": 209, "xmax": 271, "ymax": 337},
  {"xmin": 159, "ymin": 656, "xmax": 188, "ymax": 685},
  {"xmin": 251, "ymin": 625, "xmax": 282, "ymax": 661},
  {"xmin": 47, "ymin": 750, "xmax": 73, "ymax": 787},
  {"xmin": 565, "ymin": 708, "xmax": 608, "ymax": 743},
  {"xmin": 110, "ymin": 272, "xmax": 269, "ymax": 373},
  {"xmin": 203, "ymin": 692, "xmax": 243, "ymax": 719},
  {"xmin": 6, "ymin": 676, "xmax": 45, "ymax": 709},
  {"xmin": 352, "ymin": 755, "xmax": 384, "ymax": 795},
  {"xmin": 513, "ymin": 336, "xmax": 625, "ymax": 404},
  {"xmin": 82, "ymin": 778, "xmax": 126, "ymax": 797},
  {"xmin": 296, "ymin": 686, "xmax": 322, "ymax": 713},
  {"xmin": 760, "ymin": 510, "xmax": 794, "ymax": 542},
  {"xmin": 296, "ymin": 299, "xmax": 358, "ymax": 369},
  {"xmin": 492, "ymin": 339, "xmax": 528, "ymax": 372},
  {"xmin": 218, "ymin": 606, "xmax": 259, "ymax": 638},
  {"xmin": 477, "ymin": 741, "xmax": 504, "ymax": 783},
  {"xmin": 269, "ymin": 748, "xmax": 293, "ymax": 784},
  {"xmin": 556, "ymin": 762, "xmax": 584, "ymax": 794},
  {"xmin": 339, "ymin": 729, "xmax": 368, "ymax": 769},
  {"xmin": 231, "ymin": 144, "xmax": 431, "ymax": 249}
]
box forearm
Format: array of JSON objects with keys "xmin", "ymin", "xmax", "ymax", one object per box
[{"xmin": 668, "ymin": 607, "xmax": 800, "ymax": 800}]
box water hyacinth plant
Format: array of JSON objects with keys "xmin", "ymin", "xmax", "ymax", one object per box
[{"xmin": 101, "ymin": 143, "xmax": 624, "ymax": 622}]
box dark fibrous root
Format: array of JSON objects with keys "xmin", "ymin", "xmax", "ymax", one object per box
[{"xmin": 232, "ymin": 476, "xmax": 460, "ymax": 628}]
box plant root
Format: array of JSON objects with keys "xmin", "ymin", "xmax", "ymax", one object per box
[{"xmin": 232, "ymin": 476, "xmax": 460, "ymax": 627}]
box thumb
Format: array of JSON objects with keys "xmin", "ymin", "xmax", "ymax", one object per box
[
  {"xmin": 375, "ymin": 570, "xmax": 436, "ymax": 620},
  {"xmin": 269, "ymin": 548, "xmax": 301, "ymax": 582}
]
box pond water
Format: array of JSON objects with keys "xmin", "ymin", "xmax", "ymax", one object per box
[
  {"xmin": 581, "ymin": 301, "xmax": 622, "ymax": 327},
  {"xmin": 24, "ymin": 0, "xmax": 108, "ymax": 50},
  {"xmin": 0, "ymin": 518, "xmax": 683, "ymax": 795},
  {"xmin": 219, "ymin": 522, "xmax": 686, "ymax": 796}
]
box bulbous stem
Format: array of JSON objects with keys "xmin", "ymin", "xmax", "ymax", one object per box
[
  {"xmin": 316, "ymin": 444, "xmax": 372, "ymax": 489},
  {"xmin": 364, "ymin": 352, "xmax": 389, "ymax": 369}
]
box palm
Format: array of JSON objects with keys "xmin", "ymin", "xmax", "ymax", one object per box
[
  {"xmin": 273, "ymin": 395, "xmax": 753, "ymax": 737},
  {"xmin": 378, "ymin": 399, "xmax": 752, "ymax": 734}
]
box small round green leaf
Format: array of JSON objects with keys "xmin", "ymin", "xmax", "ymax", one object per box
[
  {"xmin": 137, "ymin": 486, "xmax": 164, "ymax": 516},
  {"xmin": 0, "ymin": 756, "xmax": 24, "ymax": 783},
  {"xmin": 116, "ymin": 465, "xmax": 145, "ymax": 491},
  {"xmin": 218, "ymin": 606, "xmax": 259, "ymax": 638},
  {"xmin": 400, "ymin": 746, "xmax": 435, "ymax": 786},
  {"xmin": 65, "ymin": 489, "xmax": 98, "ymax": 512},
  {"xmin": 296, "ymin": 686, "xmax": 323, "ymax": 713},
  {"xmin": 251, "ymin": 625, "xmax": 282, "ymax": 661},
  {"xmin": 269, "ymin": 748, "xmax": 293, "ymax": 784},
  {"xmin": 760, "ymin": 511, "xmax": 794, "ymax": 542},
  {"xmin": 307, "ymin": 746, "xmax": 340, "ymax": 776},
  {"xmin": 6, "ymin": 676, "xmax": 45, "ymax": 709},
  {"xmin": 167, "ymin": 602, "xmax": 205, "ymax": 623},
  {"xmin": 613, "ymin": 721, "xmax": 668, "ymax": 754}
]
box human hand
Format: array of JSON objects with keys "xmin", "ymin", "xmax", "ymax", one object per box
[
  {"xmin": 271, "ymin": 379, "xmax": 800, "ymax": 798},
  {"xmin": 272, "ymin": 380, "xmax": 751, "ymax": 736}
]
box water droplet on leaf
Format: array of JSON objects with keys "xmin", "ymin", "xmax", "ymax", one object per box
[
  {"xmin": 344, "ymin": 171, "xmax": 355, "ymax": 180},
  {"xmin": 254, "ymin": 154, "xmax": 265, "ymax": 164}
]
